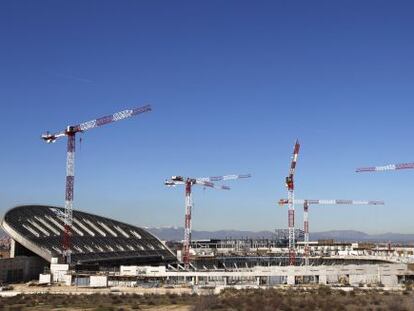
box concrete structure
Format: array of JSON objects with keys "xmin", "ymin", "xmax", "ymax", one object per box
[
  {"xmin": 38, "ymin": 273, "xmax": 51, "ymax": 285},
  {"xmin": 90, "ymin": 275, "xmax": 108, "ymax": 288},
  {"xmin": 67, "ymin": 263, "xmax": 412, "ymax": 289},
  {"xmin": 0, "ymin": 256, "xmax": 48, "ymax": 283},
  {"xmin": 154, "ymin": 263, "xmax": 406, "ymax": 287},
  {"xmin": 50, "ymin": 263, "xmax": 69, "ymax": 283},
  {"xmin": 120, "ymin": 265, "xmax": 166, "ymax": 276},
  {"xmin": 1, "ymin": 205, "xmax": 177, "ymax": 266}
]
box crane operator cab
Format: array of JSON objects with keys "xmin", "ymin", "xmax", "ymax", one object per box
[{"xmin": 285, "ymin": 176, "xmax": 294, "ymax": 190}]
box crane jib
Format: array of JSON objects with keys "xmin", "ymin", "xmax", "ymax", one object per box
[
  {"xmin": 356, "ymin": 162, "xmax": 414, "ymax": 172},
  {"xmin": 74, "ymin": 105, "xmax": 152, "ymax": 133}
]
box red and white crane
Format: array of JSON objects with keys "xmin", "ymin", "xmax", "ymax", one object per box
[
  {"xmin": 285, "ymin": 139, "xmax": 300, "ymax": 265},
  {"xmin": 165, "ymin": 174, "xmax": 251, "ymax": 269},
  {"xmin": 279, "ymin": 199, "xmax": 384, "ymax": 265},
  {"xmin": 41, "ymin": 105, "xmax": 152, "ymax": 264},
  {"xmin": 356, "ymin": 162, "xmax": 414, "ymax": 173}
]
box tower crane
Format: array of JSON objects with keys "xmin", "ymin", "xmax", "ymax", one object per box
[
  {"xmin": 41, "ymin": 104, "xmax": 152, "ymax": 264},
  {"xmin": 279, "ymin": 199, "xmax": 384, "ymax": 265},
  {"xmin": 356, "ymin": 162, "xmax": 414, "ymax": 172},
  {"xmin": 285, "ymin": 139, "xmax": 300, "ymax": 265},
  {"xmin": 165, "ymin": 174, "xmax": 251, "ymax": 269}
]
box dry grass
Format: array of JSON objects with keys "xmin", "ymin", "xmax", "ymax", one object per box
[
  {"xmin": 191, "ymin": 287, "xmax": 414, "ymax": 311},
  {"xmin": 0, "ymin": 287, "xmax": 413, "ymax": 311},
  {"xmin": 0, "ymin": 293, "xmax": 195, "ymax": 310}
]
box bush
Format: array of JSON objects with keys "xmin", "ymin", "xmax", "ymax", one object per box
[
  {"xmin": 0, "ymin": 289, "xmax": 413, "ymax": 311},
  {"xmin": 317, "ymin": 285, "xmax": 332, "ymax": 296},
  {"xmin": 192, "ymin": 295, "xmax": 220, "ymax": 311},
  {"xmin": 387, "ymin": 297, "xmax": 406, "ymax": 311}
]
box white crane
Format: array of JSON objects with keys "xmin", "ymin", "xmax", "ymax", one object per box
[
  {"xmin": 284, "ymin": 139, "xmax": 300, "ymax": 265},
  {"xmin": 165, "ymin": 174, "xmax": 251, "ymax": 269},
  {"xmin": 42, "ymin": 105, "xmax": 152, "ymax": 263}
]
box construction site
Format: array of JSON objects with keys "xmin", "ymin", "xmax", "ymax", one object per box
[
  {"xmin": 2, "ymin": 2, "xmax": 414, "ymax": 311},
  {"xmin": 0, "ymin": 105, "xmax": 414, "ymax": 296}
]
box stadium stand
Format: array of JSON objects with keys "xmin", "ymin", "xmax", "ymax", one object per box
[{"xmin": 1, "ymin": 205, "xmax": 176, "ymax": 266}]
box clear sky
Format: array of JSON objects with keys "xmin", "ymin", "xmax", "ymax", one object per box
[{"xmin": 1, "ymin": 1, "xmax": 414, "ymax": 234}]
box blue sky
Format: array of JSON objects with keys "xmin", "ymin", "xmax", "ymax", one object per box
[{"xmin": 1, "ymin": 1, "xmax": 414, "ymax": 234}]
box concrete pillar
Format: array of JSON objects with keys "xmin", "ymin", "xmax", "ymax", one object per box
[
  {"xmin": 10, "ymin": 239, "xmax": 15, "ymax": 258},
  {"xmin": 287, "ymin": 275, "xmax": 295, "ymax": 285},
  {"xmin": 224, "ymin": 276, "xmax": 228, "ymax": 286},
  {"xmin": 256, "ymin": 277, "xmax": 260, "ymax": 286},
  {"xmin": 349, "ymin": 274, "xmax": 366, "ymax": 286},
  {"xmin": 381, "ymin": 275, "xmax": 398, "ymax": 287},
  {"xmin": 319, "ymin": 274, "xmax": 327, "ymax": 285}
]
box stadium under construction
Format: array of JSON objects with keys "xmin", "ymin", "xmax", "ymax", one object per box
[
  {"xmin": 1, "ymin": 205, "xmax": 414, "ymax": 289},
  {"xmin": 0, "ymin": 106, "xmax": 413, "ymax": 291}
]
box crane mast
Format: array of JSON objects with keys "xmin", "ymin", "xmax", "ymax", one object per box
[
  {"xmin": 42, "ymin": 104, "xmax": 152, "ymax": 264},
  {"xmin": 63, "ymin": 132, "xmax": 75, "ymax": 259},
  {"xmin": 165, "ymin": 174, "xmax": 251, "ymax": 269},
  {"xmin": 285, "ymin": 139, "xmax": 300, "ymax": 265},
  {"xmin": 183, "ymin": 179, "xmax": 193, "ymax": 268},
  {"xmin": 303, "ymin": 200, "xmax": 309, "ymax": 264}
]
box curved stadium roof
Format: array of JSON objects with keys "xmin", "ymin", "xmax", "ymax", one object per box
[{"xmin": 1, "ymin": 205, "xmax": 176, "ymax": 266}]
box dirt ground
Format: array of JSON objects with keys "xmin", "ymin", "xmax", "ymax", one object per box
[
  {"xmin": 7, "ymin": 283, "xmax": 194, "ymax": 296},
  {"xmin": 1, "ymin": 285, "xmax": 414, "ymax": 311}
]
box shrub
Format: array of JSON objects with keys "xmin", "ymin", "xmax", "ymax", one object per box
[
  {"xmin": 387, "ymin": 297, "xmax": 406, "ymax": 311},
  {"xmin": 317, "ymin": 285, "xmax": 332, "ymax": 296},
  {"xmin": 371, "ymin": 297, "xmax": 380, "ymax": 305},
  {"xmin": 192, "ymin": 295, "xmax": 220, "ymax": 311}
]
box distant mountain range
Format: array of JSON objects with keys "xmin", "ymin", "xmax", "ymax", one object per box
[
  {"xmin": 1, "ymin": 226, "xmax": 413, "ymax": 244},
  {"xmin": 147, "ymin": 227, "xmax": 277, "ymax": 241},
  {"xmin": 146, "ymin": 227, "xmax": 414, "ymax": 243}
]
